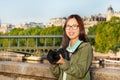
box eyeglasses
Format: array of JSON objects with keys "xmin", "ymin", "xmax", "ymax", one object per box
[{"xmin": 66, "ymin": 24, "xmax": 79, "ymax": 30}]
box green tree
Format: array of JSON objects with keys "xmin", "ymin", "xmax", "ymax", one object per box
[
  {"xmin": 88, "ymin": 16, "xmax": 120, "ymax": 53},
  {"xmin": 1, "ymin": 26, "xmax": 63, "ymax": 47},
  {"xmin": 95, "ymin": 17, "xmax": 120, "ymax": 52}
]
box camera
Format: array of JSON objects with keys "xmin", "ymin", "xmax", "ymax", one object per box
[{"xmin": 47, "ymin": 48, "xmax": 70, "ymax": 64}]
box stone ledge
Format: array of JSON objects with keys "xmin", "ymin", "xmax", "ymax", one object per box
[
  {"xmin": 0, "ymin": 61, "xmax": 120, "ymax": 80},
  {"xmin": 0, "ymin": 61, "xmax": 56, "ymax": 80},
  {"xmin": 91, "ymin": 68, "xmax": 120, "ymax": 80}
]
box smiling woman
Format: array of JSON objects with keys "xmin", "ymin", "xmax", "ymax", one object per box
[{"xmin": 49, "ymin": 14, "xmax": 93, "ymax": 80}]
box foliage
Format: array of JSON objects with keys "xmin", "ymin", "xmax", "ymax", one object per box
[
  {"xmin": 88, "ymin": 16, "xmax": 120, "ymax": 53},
  {"xmin": 0, "ymin": 26, "xmax": 63, "ymax": 47},
  {"xmin": 88, "ymin": 25, "xmax": 97, "ymax": 35}
]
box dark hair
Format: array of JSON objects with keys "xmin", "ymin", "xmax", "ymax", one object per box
[{"xmin": 62, "ymin": 14, "xmax": 87, "ymax": 49}]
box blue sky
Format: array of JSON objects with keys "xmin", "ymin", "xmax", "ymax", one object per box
[{"xmin": 0, "ymin": 0, "xmax": 120, "ymax": 25}]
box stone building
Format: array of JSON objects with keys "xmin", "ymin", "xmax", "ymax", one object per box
[
  {"xmin": 46, "ymin": 17, "xmax": 66, "ymax": 27},
  {"xmin": 84, "ymin": 5, "xmax": 120, "ymax": 33},
  {"xmin": 14, "ymin": 22, "xmax": 45, "ymax": 30},
  {"xmin": 106, "ymin": 5, "xmax": 120, "ymax": 21},
  {"xmin": 83, "ymin": 13, "xmax": 106, "ymax": 33},
  {"xmin": 0, "ymin": 24, "xmax": 13, "ymax": 33}
]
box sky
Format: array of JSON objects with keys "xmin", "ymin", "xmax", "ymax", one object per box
[{"xmin": 0, "ymin": 0, "xmax": 120, "ymax": 25}]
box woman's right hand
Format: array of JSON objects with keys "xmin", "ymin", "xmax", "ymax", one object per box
[{"xmin": 56, "ymin": 54, "xmax": 65, "ymax": 64}]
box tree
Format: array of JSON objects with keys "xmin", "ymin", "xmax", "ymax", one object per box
[
  {"xmin": 88, "ymin": 16, "xmax": 120, "ymax": 53},
  {"xmin": 1, "ymin": 26, "xmax": 63, "ymax": 47}
]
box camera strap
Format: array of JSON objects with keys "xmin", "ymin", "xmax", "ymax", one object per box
[{"xmin": 72, "ymin": 41, "xmax": 84, "ymax": 54}]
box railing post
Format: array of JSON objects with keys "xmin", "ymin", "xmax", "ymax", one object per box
[
  {"xmin": 8, "ymin": 38, "xmax": 10, "ymax": 48},
  {"xmin": 36, "ymin": 37, "xmax": 38, "ymax": 47},
  {"xmin": 53, "ymin": 37, "xmax": 55, "ymax": 46},
  {"xmin": 44, "ymin": 38, "xmax": 46, "ymax": 46},
  {"xmin": 26, "ymin": 38, "xmax": 28, "ymax": 47},
  {"xmin": 17, "ymin": 38, "xmax": 20, "ymax": 47}
]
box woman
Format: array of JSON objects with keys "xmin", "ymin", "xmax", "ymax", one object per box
[{"xmin": 50, "ymin": 14, "xmax": 93, "ymax": 80}]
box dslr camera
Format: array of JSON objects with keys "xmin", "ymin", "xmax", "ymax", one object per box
[{"xmin": 47, "ymin": 48, "xmax": 70, "ymax": 64}]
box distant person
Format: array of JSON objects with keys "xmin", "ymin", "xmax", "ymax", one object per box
[{"xmin": 49, "ymin": 14, "xmax": 93, "ymax": 80}]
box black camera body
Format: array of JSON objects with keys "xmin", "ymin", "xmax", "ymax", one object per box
[{"xmin": 47, "ymin": 48, "xmax": 70, "ymax": 64}]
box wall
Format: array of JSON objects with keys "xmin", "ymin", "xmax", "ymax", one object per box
[
  {"xmin": 0, "ymin": 61, "xmax": 120, "ymax": 80},
  {"xmin": 91, "ymin": 68, "xmax": 120, "ymax": 80},
  {"xmin": 0, "ymin": 61, "xmax": 56, "ymax": 80}
]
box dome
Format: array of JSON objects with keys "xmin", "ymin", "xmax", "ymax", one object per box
[{"xmin": 107, "ymin": 5, "xmax": 114, "ymax": 12}]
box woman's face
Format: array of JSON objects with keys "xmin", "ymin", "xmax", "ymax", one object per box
[{"xmin": 65, "ymin": 18, "xmax": 80, "ymax": 40}]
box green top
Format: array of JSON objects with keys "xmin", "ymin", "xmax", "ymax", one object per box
[
  {"xmin": 63, "ymin": 40, "xmax": 82, "ymax": 80},
  {"xmin": 50, "ymin": 42, "xmax": 93, "ymax": 80}
]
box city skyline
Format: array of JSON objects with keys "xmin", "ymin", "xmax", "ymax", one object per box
[{"xmin": 0, "ymin": 0, "xmax": 120, "ymax": 25}]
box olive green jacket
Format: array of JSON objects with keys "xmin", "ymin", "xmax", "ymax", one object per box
[{"xmin": 50, "ymin": 42, "xmax": 93, "ymax": 80}]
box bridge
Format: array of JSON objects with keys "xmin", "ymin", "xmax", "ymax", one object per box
[
  {"xmin": 0, "ymin": 35, "xmax": 63, "ymax": 47},
  {"xmin": 0, "ymin": 35, "xmax": 95, "ymax": 55}
]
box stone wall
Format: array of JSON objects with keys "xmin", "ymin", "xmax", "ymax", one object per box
[
  {"xmin": 0, "ymin": 61, "xmax": 120, "ymax": 80},
  {"xmin": 91, "ymin": 68, "xmax": 120, "ymax": 80},
  {"xmin": 0, "ymin": 61, "xmax": 56, "ymax": 80}
]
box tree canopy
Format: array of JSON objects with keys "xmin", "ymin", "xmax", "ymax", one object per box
[
  {"xmin": 88, "ymin": 16, "xmax": 120, "ymax": 53},
  {"xmin": 0, "ymin": 26, "xmax": 63, "ymax": 47}
]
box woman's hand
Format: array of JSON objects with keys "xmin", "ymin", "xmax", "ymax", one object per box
[{"xmin": 56, "ymin": 54, "xmax": 64, "ymax": 64}]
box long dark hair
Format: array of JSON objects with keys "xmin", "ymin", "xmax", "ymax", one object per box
[{"xmin": 62, "ymin": 14, "xmax": 87, "ymax": 49}]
